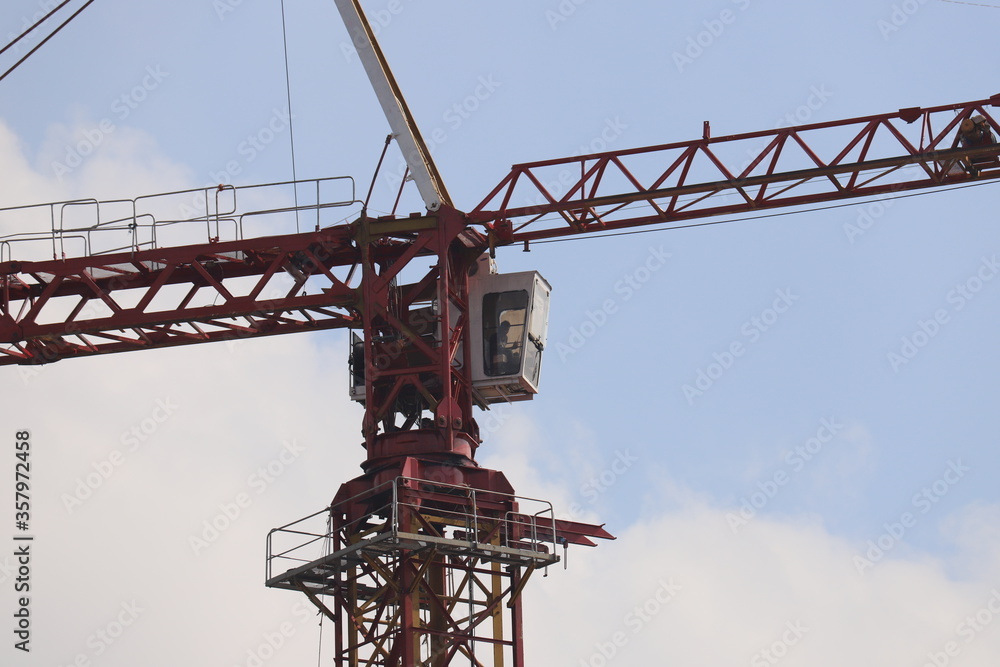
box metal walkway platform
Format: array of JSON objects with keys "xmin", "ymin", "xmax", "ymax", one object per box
[{"xmin": 265, "ymin": 476, "xmax": 562, "ymax": 595}]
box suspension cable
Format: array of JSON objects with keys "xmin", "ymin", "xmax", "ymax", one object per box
[
  {"xmin": 0, "ymin": 0, "xmax": 95, "ymax": 85},
  {"xmin": 0, "ymin": 0, "xmax": 76, "ymax": 58},
  {"xmin": 529, "ymin": 178, "xmax": 1000, "ymax": 246},
  {"xmin": 280, "ymin": 0, "xmax": 301, "ymax": 232},
  {"xmin": 316, "ymin": 609, "xmax": 324, "ymax": 667},
  {"xmin": 364, "ymin": 134, "xmax": 394, "ymax": 213},
  {"xmin": 938, "ymin": 0, "xmax": 1000, "ymax": 7}
]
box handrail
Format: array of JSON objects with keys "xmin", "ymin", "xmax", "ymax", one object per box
[
  {"xmin": 265, "ymin": 475, "xmax": 562, "ymax": 583},
  {"xmin": 0, "ymin": 176, "xmax": 360, "ymax": 262}
]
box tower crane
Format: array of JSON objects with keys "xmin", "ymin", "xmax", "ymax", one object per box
[{"xmin": 3, "ymin": 2, "xmax": 1000, "ymax": 665}]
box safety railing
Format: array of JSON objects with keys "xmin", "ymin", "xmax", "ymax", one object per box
[
  {"xmin": 0, "ymin": 176, "xmax": 359, "ymax": 261},
  {"xmin": 265, "ymin": 476, "xmax": 560, "ymax": 584},
  {"xmin": 265, "ymin": 479, "xmax": 396, "ymax": 583}
]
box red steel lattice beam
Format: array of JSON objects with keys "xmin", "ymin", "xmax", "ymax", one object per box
[
  {"xmin": 469, "ymin": 95, "xmax": 1000, "ymax": 243},
  {"xmin": 4, "ymin": 97, "xmax": 1000, "ymax": 368},
  {"xmin": 0, "ymin": 220, "xmax": 424, "ymax": 365}
]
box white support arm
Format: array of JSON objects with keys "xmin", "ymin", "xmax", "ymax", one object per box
[{"xmin": 334, "ymin": 0, "xmax": 452, "ymax": 211}]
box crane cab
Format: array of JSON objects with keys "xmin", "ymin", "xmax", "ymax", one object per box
[
  {"xmin": 348, "ymin": 269, "xmax": 552, "ymax": 407},
  {"xmin": 469, "ymin": 270, "xmax": 552, "ymax": 403}
]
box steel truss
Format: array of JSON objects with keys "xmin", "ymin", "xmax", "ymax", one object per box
[
  {"xmin": 470, "ymin": 95, "xmax": 1000, "ymax": 243},
  {"xmin": 268, "ymin": 474, "xmax": 610, "ymax": 666},
  {"xmin": 4, "ymin": 98, "xmax": 1000, "ymax": 367}
]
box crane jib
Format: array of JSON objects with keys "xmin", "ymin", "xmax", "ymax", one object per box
[{"xmin": 470, "ymin": 96, "xmax": 1000, "ymax": 243}]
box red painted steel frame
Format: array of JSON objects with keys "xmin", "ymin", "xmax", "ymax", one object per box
[
  {"xmin": 355, "ymin": 206, "xmax": 481, "ymax": 458},
  {"xmin": 470, "ymin": 95, "xmax": 1000, "ymax": 243},
  {"xmin": 317, "ymin": 466, "xmax": 611, "ymax": 666},
  {"xmin": 4, "ymin": 97, "xmax": 999, "ymax": 368},
  {"xmin": 0, "ymin": 227, "xmax": 360, "ymax": 364},
  {"xmin": 286, "ymin": 206, "xmax": 610, "ymax": 665}
]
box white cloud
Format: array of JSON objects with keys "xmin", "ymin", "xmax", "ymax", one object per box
[
  {"xmin": 0, "ymin": 116, "xmax": 198, "ymax": 265},
  {"xmin": 0, "ymin": 121, "xmax": 52, "ymax": 211},
  {"xmin": 5, "ymin": 332, "xmax": 358, "ymax": 666},
  {"xmin": 526, "ymin": 501, "xmax": 1000, "ymax": 667},
  {"xmin": 478, "ymin": 410, "xmax": 1000, "ymax": 666}
]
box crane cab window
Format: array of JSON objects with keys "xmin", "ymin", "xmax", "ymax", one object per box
[
  {"xmin": 349, "ymin": 331, "xmax": 365, "ymax": 401},
  {"xmin": 482, "ymin": 290, "xmax": 528, "ymax": 377}
]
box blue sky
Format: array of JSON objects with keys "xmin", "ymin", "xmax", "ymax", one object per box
[{"xmin": 2, "ymin": 1, "xmax": 1000, "ymax": 665}]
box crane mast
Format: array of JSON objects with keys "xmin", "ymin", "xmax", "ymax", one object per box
[{"xmin": 2, "ymin": 5, "xmax": 1000, "ymax": 665}]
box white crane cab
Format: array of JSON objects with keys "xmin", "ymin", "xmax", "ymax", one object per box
[
  {"xmin": 469, "ymin": 269, "xmax": 552, "ymax": 404},
  {"xmin": 348, "ymin": 267, "xmax": 552, "ymax": 407}
]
